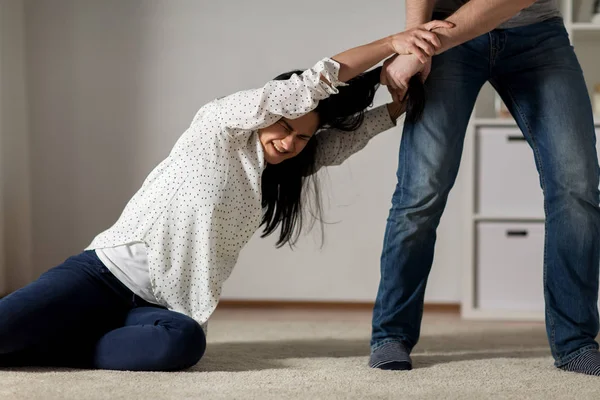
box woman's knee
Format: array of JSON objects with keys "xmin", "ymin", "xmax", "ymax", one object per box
[
  {"xmin": 162, "ymin": 315, "xmax": 206, "ymax": 370},
  {"xmin": 178, "ymin": 319, "xmax": 206, "ymax": 367}
]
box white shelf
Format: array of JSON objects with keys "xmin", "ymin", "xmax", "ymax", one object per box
[
  {"xmin": 571, "ymin": 23, "xmax": 600, "ymax": 31},
  {"xmin": 461, "ymin": 308, "xmax": 544, "ymax": 322},
  {"xmin": 473, "ymin": 117, "xmax": 600, "ymax": 127},
  {"xmin": 473, "ymin": 215, "xmax": 545, "ymax": 223},
  {"xmin": 463, "ymin": 0, "xmax": 600, "ymax": 322},
  {"xmin": 472, "ymin": 118, "xmax": 517, "ymax": 126}
]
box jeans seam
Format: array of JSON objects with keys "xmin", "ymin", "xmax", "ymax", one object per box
[
  {"xmin": 375, "ymin": 229, "xmax": 389, "ymax": 328},
  {"xmin": 488, "ymin": 32, "xmax": 495, "ymax": 73},
  {"xmin": 371, "ymin": 338, "xmax": 406, "ymax": 352},
  {"xmin": 375, "ymin": 129, "xmax": 410, "ymax": 338},
  {"xmin": 497, "ymin": 79, "xmax": 557, "ymax": 358},
  {"xmin": 555, "ymin": 344, "xmax": 599, "ymax": 367},
  {"xmin": 498, "ymin": 31, "xmax": 507, "ymax": 54}
]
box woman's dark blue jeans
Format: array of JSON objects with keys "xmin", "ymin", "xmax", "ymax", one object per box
[{"xmin": 0, "ymin": 251, "xmax": 206, "ymax": 371}]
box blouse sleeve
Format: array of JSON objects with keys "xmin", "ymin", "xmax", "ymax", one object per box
[
  {"xmin": 209, "ymin": 58, "xmax": 347, "ymax": 136},
  {"xmin": 312, "ymin": 104, "xmax": 398, "ymax": 172}
]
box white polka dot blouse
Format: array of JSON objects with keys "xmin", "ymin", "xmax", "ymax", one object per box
[{"xmin": 86, "ymin": 58, "xmax": 396, "ymax": 330}]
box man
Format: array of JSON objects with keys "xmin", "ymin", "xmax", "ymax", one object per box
[{"xmin": 370, "ymin": 0, "xmax": 600, "ymax": 376}]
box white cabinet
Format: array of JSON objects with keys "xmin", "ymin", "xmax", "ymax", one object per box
[
  {"xmin": 476, "ymin": 223, "xmax": 545, "ymax": 313},
  {"xmin": 464, "ymin": 126, "xmax": 600, "ymax": 321},
  {"xmin": 462, "ymin": 0, "xmax": 600, "ymax": 320},
  {"xmin": 477, "ymin": 128, "xmax": 544, "ymax": 218}
]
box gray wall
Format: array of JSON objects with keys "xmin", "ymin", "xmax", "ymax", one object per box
[
  {"xmin": 1, "ymin": 0, "xmax": 33, "ymax": 292},
  {"xmin": 22, "ymin": 0, "xmax": 465, "ymax": 302}
]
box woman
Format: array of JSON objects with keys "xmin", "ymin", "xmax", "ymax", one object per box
[{"xmin": 0, "ymin": 20, "xmax": 451, "ymax": 371}]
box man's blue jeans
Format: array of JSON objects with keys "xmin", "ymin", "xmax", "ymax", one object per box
[
  {"xmin": 371, "ymin": 17, "xmax": 600, "ymax": 367},
  {"xmin": 0, "ymin": 251, "xmax": 206, "ymax": 371}
]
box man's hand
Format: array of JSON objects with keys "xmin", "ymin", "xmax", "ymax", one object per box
[
  {"xmin": 389, "ymin": 20, "xmax": 454, "ymax": 63},
  {"xmin": 420, "ymin": 58, "xmax": 433, "ymax": 82},
  {"xmin": 380, "ymin": 19, "xmax": 453, "ymax": 102},
  {"xmin": 380, "ymin": 54, "xmax": 426, "ymax": 102}
]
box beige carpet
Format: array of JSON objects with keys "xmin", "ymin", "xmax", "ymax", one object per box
[{"xmin": 1, "ymin": 309, "xmax": 599, "ymax": 400}]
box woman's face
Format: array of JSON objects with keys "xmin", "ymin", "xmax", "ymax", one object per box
[{"xmin": 258, "ymin": 112, "xmax": 319, "ymax": 165}]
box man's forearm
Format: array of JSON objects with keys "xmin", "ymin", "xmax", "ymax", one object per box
[
  {"xmin": 434, "ymin": 0, "xmax": 537, "ymax": 53},
  {"xmin": 406, "ymin": 0, "xmax": 436, "ymax": 29}
]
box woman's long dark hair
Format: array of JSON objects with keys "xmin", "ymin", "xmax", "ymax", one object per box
[
  {"xmin": 260, "ymin": 66, "xmax": 425, "ymax": 248},
  {"xmin": 405, "ymin": 74, "xmax": 426, "ymax": 123}
]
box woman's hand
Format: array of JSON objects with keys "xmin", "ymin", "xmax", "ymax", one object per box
[
  {"xmin": 387, "ymin": 99, "xmax": 407, "ymax": 123},
  {"xmin": 389, "ymin": 20, "xmax": 455, "ymax": 63},
  {"xmin": 380, "ymin": 54, "xmax": 425, "ymax": 102}
]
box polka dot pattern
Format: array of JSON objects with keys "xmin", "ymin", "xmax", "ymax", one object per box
[
  {"xmin": 86, "ymin": 58, "xmax": 396, "ymax": 331},
  {"xmin": 313, "ymin": 104, "xmax": 396, "ymax": 173}
]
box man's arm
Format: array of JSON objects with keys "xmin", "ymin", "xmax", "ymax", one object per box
[
  {"xmin": 383, "ymin": 0, "xmax": 537, "ymax": 91},
  {"xmin": 331, "ymin": 19, "xmax": 453, "ymax": 82},
  {"xmin": 434, "ymin": 0, "xmax": 537, "ymax": 53},
  {"xmin": 406, "ymin": 0, "xmax": 435, "ymax": 29},
  {"xmin": 401, "ymin": 0, "xmax": 436, "ymax": 82}
]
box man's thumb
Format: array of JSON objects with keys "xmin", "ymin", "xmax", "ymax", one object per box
[{"xmin": 425, "ymin": 20, "xmax": 455, "ymax": 31}]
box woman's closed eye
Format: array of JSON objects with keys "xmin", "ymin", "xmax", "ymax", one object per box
[
  {"xmin": 276, "ymin": 119, "xmax": 313, "ymax": 141},
  {"xmin": 276, "ymin": 120, "xmax": 293, "ymax": 133}
]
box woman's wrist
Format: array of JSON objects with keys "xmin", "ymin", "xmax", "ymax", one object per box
[
  {"xmin": 331, "ymin": 36, "xmax": 397, "ymax": 82},
  {"xmin": 385, "ymin": 34, "xmax": 398, "ymax": 54},
  {"xmin": 387, "ymin": 101, "xmax": 406, "ymax": 123}
]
